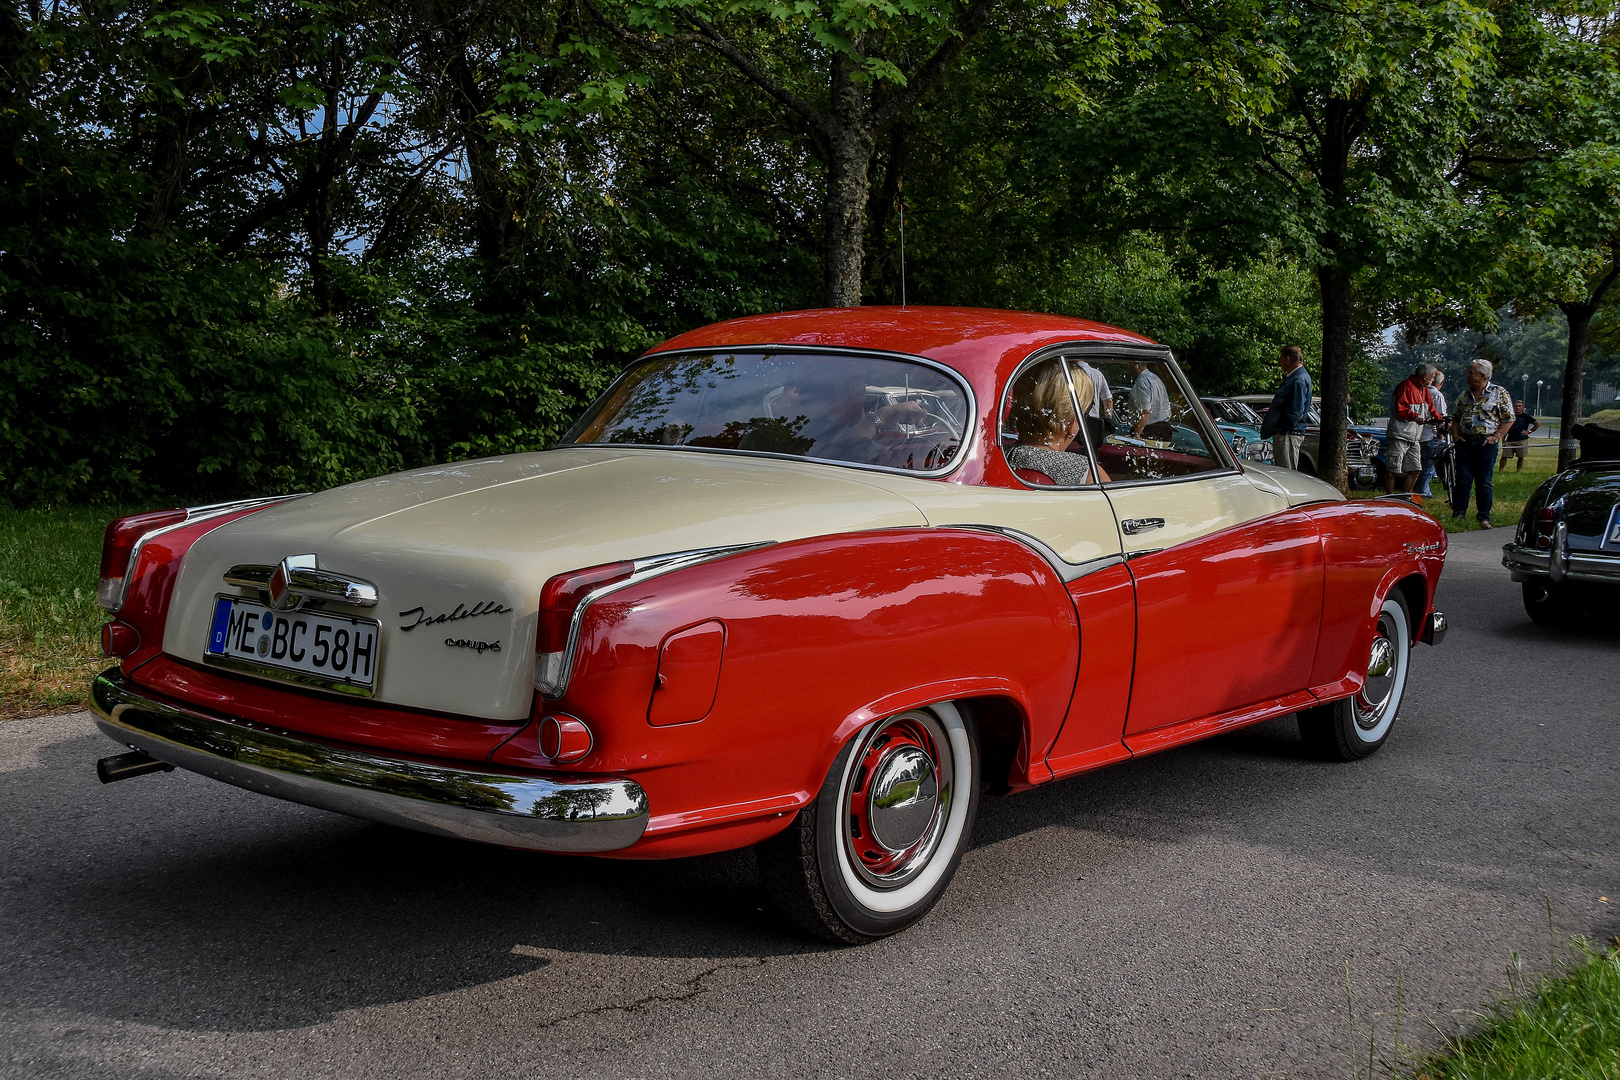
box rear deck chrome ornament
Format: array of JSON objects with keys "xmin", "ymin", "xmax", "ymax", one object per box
[{"xmin": 224, "ymin": 557, "xmax": 379, "ymax": 610}]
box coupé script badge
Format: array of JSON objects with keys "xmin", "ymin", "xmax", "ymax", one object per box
[{"xmin": 398, "ymin": 601, "xmax": 513, "ymax": 632}]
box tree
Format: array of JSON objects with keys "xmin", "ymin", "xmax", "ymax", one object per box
[
  {"xmin": 1456, "ymin": 1, "xmax": 1620, "ymax": 467},
  {"xmin": 1050, "ymin": 0, "xmax": 1498, "ymax": 489}
]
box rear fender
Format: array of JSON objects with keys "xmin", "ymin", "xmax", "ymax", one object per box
[{"xmin": 546, "ymin": 528, "xmax": 1079, "ymax": 856}]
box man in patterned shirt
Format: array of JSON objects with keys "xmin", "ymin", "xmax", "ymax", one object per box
[{"xmin": 1449, "ymin": 358, "xmax": 1515, "ymax": 528}]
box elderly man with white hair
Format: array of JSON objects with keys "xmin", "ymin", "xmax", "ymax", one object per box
[{"xmin": 1449, "ymin": 358, "xmax": 1515, "ymax": 527}]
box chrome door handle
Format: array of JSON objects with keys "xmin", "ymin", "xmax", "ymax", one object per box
[{"xmin": 1121, "ymin": 517, "xmax": 1165, "ymax": 535}]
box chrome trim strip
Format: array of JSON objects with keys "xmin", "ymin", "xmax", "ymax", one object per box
[
  {"xmin": 89, "ymin": 668, "xmax": 649, "ymax": 853},
  {"xmin": 102, "ymin": 495, "xmax": 306, "ymax": 613},
  {"xmin": 558, "ymin": 345, "xmax": 979, "ymax": 480},
  {"xmin": 538, "ymin": 541, "xmax": 776, "ymax": 698},
  {"xmin": 1502, "ymin": 541, "xmax": 1620, "ymax": 584},
  {"xmin": 955, "ymin": 525, "xmax": 1124, "ymax": 584}
]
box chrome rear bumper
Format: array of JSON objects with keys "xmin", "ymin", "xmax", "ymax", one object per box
[
  {"xmin": 1502, "ymin": 539, "xmax": 1620, "ymax": 586},
  {"xmin": 89, "ymin": 668, "xmax": 649, "ymax": 852}
]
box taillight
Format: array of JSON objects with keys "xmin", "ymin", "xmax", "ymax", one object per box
[
  {"xmin": 100, "ymin": 621, "xmax": 141, "ymax": 657},
  {"xmin": 97, "ymin": 508, "xmax": 186, "ymax": 611},
  {"xmin": 535, "ymin": 561, "xmax": 634, "ymax": 696},
  {"xmin": 1536, "ymin": 507, "xmax": 1557, "ymax": 549}
]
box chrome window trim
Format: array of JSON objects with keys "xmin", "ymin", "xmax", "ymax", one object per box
[
  {"xmin": 99, "ymin": 494, "xmax": 307, "ymax": 613},
  {"xmin": 997, "ymin": 343, "xmax": 1242, "ymax": 490},
  {"xmin": 536, "ymin": 541, "xmax": 776, "ymax": 699},
  {"xmin": 557, "ymin": 344, "xmax": 978, "ymax": 481}
]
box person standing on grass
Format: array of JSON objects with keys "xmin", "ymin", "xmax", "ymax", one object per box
[
  {"xmin": 1499, "ymin": 400, "xmax": 1539, "ymax": 473},
  {"xmin": 1450, "ymin": 359, "xmax": 1515, "ymax": 528},
  {"xmin": 1384, "ymin": 364, "xmax": 1437, "ymax": 495},
  {"xmin": 1259, "ymin": 345, "xmax": 1312, "ymax": 470},
  {"xmin": 1416, "ymin": 370, "xmax": 1448, "ymax": 497}
]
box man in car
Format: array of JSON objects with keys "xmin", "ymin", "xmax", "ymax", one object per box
[
  {"xmin": 1450, "ymin": 359, "xmax": 1515, "ymax": 528},
  {"xmin": 1259, "ymin": 345, "xmax": 1312, "ymax": 470},
  {"xmin": 1384, "ymin": 364, "xmax": 1437, "ymax": 495}
]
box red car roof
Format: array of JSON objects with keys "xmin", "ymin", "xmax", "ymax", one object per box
[{"xmin": 651, "ymin": 306, "xmax": 1159, "ymax": 384}]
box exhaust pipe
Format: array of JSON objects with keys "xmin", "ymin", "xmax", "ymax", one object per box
[{"xmin": 97, "ymin": 751, "xmax": 175, "ymax": 784}]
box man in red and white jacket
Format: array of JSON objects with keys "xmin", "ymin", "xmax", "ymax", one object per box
[{"xmin": 1383, "ymin": 364, "xmax": 1438, "ymax": 495}]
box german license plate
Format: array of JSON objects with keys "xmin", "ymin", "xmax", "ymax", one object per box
[
  {"xmin": 1357, "ymin": 466, "xmax": 1376, "ymax": 479},
  {"xmin": 205, "ymin": 595, "xmax": 379, "ymax": 694}
]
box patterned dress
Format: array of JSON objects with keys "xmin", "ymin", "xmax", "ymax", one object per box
[{"xmin": 1007, "ymin": 444, "xmax": 1095, "ymax": 485}]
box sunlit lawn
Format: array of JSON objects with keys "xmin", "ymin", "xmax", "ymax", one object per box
[
  {"xmin": 1351, "ymin": 441, "xmax": 1560, "ymax": 535},
  {"xmin": 0, "ymin": 506, "xmax": 127, "ymax": 719}
]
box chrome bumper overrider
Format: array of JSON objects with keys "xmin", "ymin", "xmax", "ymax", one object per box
[
  {"xmin": 89, "ymin": 669, "xmax": 649, "ymax": 852},
  {"xmin": 1502, "ymin": 541, "xmax": 1620, "ymax": 586}
]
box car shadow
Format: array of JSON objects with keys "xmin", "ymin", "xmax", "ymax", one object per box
[{"xmin": 2, "ymin": 730, "xmax": 831, "ymax": 1034}]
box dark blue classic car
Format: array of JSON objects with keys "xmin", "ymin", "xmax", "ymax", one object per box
[{"xmin": 1503, "ymin": 422, "xmax": 1620, "ymax": 623}]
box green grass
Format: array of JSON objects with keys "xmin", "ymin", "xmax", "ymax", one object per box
[
  {"xmin": 0, "ymin": 505, "xmax": 128, "ymax": 718},
  {"xmin": 1415, "ymin": 940, "xmax": 1620, "ymax": 1079},
  {"xmin": 1351, "ymin": 442, "xmax": 1561, "ymax": 535}
]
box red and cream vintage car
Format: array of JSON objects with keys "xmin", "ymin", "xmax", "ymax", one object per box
[{"xmin": 90, "ymin": 307, "xmax": 1448, "ymax": 943}]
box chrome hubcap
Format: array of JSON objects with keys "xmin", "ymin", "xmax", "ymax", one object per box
[
  {"xmin": 1355, "ymin": 614, "xmax": 1400, "ymax": 730},
  {"xmin": 842, "ymin": 712, "xmax": 953, "ymax": 889},
  {"xmin": 867, "ymin": 746, "xmax": 939, "ymax": 852}
]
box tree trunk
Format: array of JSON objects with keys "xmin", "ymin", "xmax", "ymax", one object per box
[
  {"xmin": 1557, "ymin": 300, "xmax": 1592, "ymax": 470},
  {"xmin": 1316, "ymin": 265, "xmax": 1353, "ymax": 494},
  {"xmin": 821, "ymin": 57, "xmax": 873, "ymax": 307}
]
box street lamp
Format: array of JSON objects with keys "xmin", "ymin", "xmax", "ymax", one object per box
[
  {"xmin": 1522, "ymin": 373, "xmax": 1529, "ymax": 406},
  {"xmin": 1536, "ymin": 380, "xmax": 1545, "ymax": 416}
]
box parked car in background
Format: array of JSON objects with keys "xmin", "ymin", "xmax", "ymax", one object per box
[
  {"xmin": 1233, "ymin": 395, "xmax": 1381, "ymax": 485},
  {"xmin": 1504, "ymin": 422, "xmax": 1620, "ymax": 623},
  {"xmin": 90, "ymin": 307, "xmax": 1448, "ymax": 945},
  {"xmin": 1200, "ymin": 397, "xmax": 1274, "ymax": 464}
]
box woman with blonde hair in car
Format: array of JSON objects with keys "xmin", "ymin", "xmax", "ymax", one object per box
[{"xmin": 1006, "ymin": 362, "xmax": 1111, "ymax": 485}]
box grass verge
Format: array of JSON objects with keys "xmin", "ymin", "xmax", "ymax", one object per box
[
  {"xmin": 0, "ymin": 505, "xmax": 125, "ymax": 720},
  {"xmin": 1414, "ymin": 939, "xmax": 1620, "ymax": 1079},
  {"xmin": 1350, "ymin": 442, "xmax": 1561, "ymax": 535}
]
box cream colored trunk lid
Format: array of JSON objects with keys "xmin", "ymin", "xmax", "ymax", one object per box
[{"xmin": 162, "ymin": 449, "xmax": 927, "ymax": 720}]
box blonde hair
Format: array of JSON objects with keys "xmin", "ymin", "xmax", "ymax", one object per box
[{"xmin": 1012, "ymin": 362, "xmax": 1090, "ymax": 442}]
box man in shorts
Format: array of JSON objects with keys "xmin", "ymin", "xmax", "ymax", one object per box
[
  {"xmin": 1384, "ymin": 364, "xmax": 1437, "ymax": 494},
  {"xmin": 1498, "ymin": 400, "xmax": 1539, "ymax": 472}
]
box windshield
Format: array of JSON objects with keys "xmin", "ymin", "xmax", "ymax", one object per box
[
  {"xmin": 1206, "ymin": 399, "xmax": 1262, "ymax": 427},
  {"xmin": 563, "ymin": 352, "xmax": 970, "ymax": 473}
]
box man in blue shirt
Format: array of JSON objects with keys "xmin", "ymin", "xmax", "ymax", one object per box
[{"xmin": 1259, "ymin": 345, "xmax": 1312, "ymax": 470}]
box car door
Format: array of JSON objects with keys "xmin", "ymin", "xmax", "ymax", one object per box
[{"xmin": 1086, "ymin": 354, "xmax": 1325, "ymax": 737}]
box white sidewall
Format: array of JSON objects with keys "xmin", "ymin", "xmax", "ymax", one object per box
[
  {"xmin": 1354, "ymin": 598, "xmax": 1409, "ymax": 744},
  {"xmin": 834, "ymin": 701, "xmax": 972, "ymax": 914}
]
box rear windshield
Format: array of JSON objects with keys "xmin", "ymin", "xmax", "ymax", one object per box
[{"xmin": 562, "ymin": 352, "xmax": 970, "ymax": 473}]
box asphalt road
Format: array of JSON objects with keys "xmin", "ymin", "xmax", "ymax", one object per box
[{"xmin": 4, "ymin": 527, "xmax": 1617, "ymax": 1080}]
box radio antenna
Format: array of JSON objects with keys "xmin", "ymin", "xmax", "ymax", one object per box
[{"xmin": 899, "ymin": 198, "xmax": 907, "ymax": 308}]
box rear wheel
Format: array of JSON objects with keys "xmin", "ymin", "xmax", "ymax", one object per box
[
  {"xmin": 1300, "ymin": 592, "xmax": 1411, "ymax": 761},
  {"xmin": 757, "ymin": 702, "xmax": 979, "ymax": 944},
  {"xmin": 1522, "ymin": 579, "xmax": 1573, "ymax": 625}
]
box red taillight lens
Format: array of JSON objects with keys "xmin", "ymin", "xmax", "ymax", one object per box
[
  {"xmin": 1536, "ymin": 507, "xmax": 1557, "ymax": 549},
  {"xmin": 97, "ymin": 508, "xmax": 186, "ymax": 611},
  {"xmin": 536, "ymin": 561, "xmax": 634, "ymax": 654},
  {"xmin": 100, "ymin": 621, "xmax": 141, "ymax": 658}
]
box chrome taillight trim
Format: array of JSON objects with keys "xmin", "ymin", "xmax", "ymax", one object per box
[
  {"xmin": 97, "ymin": 494, "xmax": 306, "ymax": 614},
  {"xmin": 534, "ymin": 541, "xmax": 774, "ymax": 699}
]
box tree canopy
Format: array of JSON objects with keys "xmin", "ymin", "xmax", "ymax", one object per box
[{"xmin": 1, "ymin": 0, "xmax": 1615, "ymax": 502}]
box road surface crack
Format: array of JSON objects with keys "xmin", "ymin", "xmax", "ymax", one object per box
[{"xmin": 533, "ymin": 957, "xmax": 767, "ymax": 1030}]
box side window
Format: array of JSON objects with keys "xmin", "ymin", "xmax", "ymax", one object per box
[
  {"xmin": 1089, "ymin": 358, "xmax": 1228, "ymax": 482},
  {"xmin": 999, "ymin": 358, "xmax": 1103, "ymax": 487}
]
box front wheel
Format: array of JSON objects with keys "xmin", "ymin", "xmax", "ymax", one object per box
[
  {"xmin": 1299, "ymin": 592, "xmax": 1411, "ymax": 761},
  {"xmin": 757, "ymin": 702, "xmax": 980, "ymax": 944}
]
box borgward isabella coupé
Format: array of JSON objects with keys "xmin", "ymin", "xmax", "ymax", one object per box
[{"xmin": 89, "ymin": 307, "xmax": 1448, "ymax": 943}]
